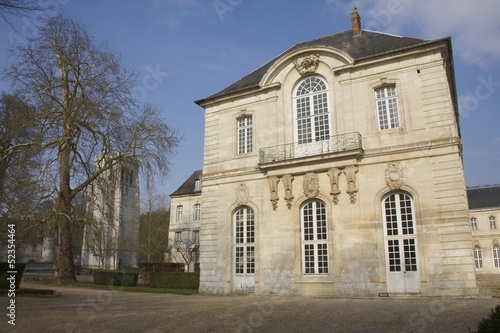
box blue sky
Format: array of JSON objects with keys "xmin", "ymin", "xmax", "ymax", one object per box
[{"xmin": 0, "ymin": 0, "xmax": 499, "ymax": 203}]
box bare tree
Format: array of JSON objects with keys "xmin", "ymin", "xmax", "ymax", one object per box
[
  {"xmin": 0, "ymin": 93, "xmax": 43, "ymax": 220},
  {"xmin": 137, "ymin": 178, "xmax": 170, "ymax": 263},
  {"xmin": 0, "ymin": 0, "xmax": 46, "ymax": 27},
  {"xmin": 171, "ymin": 234, "xmax": 199, "ymax": 272},
  {"xmin": 138, "ymin": 208, "xmax": 170, "ymax": 263},
  {"xmin": 2, "ymin": 15, "xmax": 181, "ymax": 283}
]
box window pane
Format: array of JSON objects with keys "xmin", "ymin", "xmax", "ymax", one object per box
[
  {"xmin": 301, "ymin": 200, "xmax": 329, "ymax": 275},
  {"xmin": 238, "ymin": 117, "xmax": 252, "ymax": 154},
  {"xmin": 493, "ymin": 246, "xmax": 500, "ymax": 268},
  {"xmin": 376, "ymin": 86, "xmax": 400, "ymax": 130},
  {"xmin": 403, "ymin": 239, "xmax": 417, "ymax": 271},
  {"xmin": 388, "ymin": 239, "xmax": 401, "ymax": 272},
  {"xmin": 474, "ymin": 247, "xmax": 483, "ymax": 268},
  {"xmin": 295, "ymin": 77, "xmax": 330, "ymax": 145}
]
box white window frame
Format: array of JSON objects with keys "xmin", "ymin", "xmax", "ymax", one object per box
[
  {"xmin": 293, "ymin": 76, "xmax": 331, "ymax": 145},
  {"xmin": 176, "ymin": 205, "xmax": 183, "ymax": 224},
  {"xmin": 237, "ymin": 116, "xmax": 253, "ymax": 154},
  {"xmin": 234, "ymin": 207, "xmax": 255, "ymax": 275},
  {"xmin": 474, "ymin": 246, "xmax": 483, "ymax": 268},
  {"xmin": 489, "ymin": 216, "xmax": 497, "ymax": 230},
  {"xmin": 382, "ymin": 193, "xmax": 418, "ymax": 273},
  {"xmin": 192, "ymin": 230, "xmax": 200, "ymax": 244},
  {"xmin": 301, "ymin": 200, "xmax": 329, "ymax": 275},
  {"xmin": 193, "ymin": 203, "xmax": 201, "ymax": 221},
  {"xmin": 470, "ymin": 217, "xmax": 478, "ymax": 231},
  {"xmin": 492, "ymin": 246, "xmax": 500, "ymax": 268},
  {"xmin": 376, "ymin": 86, "xmax": 400, "ymax": 130}
]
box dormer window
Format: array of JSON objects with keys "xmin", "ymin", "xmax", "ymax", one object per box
[{"xmin": 195, "ymin": 179, "xmax": 201, "ymax": 191}]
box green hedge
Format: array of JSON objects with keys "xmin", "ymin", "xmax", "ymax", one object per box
[
  {"xmin": 469, "ymin": 305, "xmax": 500, "ymax": 333},
  {"xmin": 150, "ymin": 272, "xmax": 199, "ymax": 289},
  {"xmin": 93, "ymin": 270, "xmax": 138, "ymax": 287},
  {"xmin": 0, "ymin": 263, "xmax": 26, "ymax": 290}
]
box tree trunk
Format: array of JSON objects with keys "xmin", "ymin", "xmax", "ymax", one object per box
[
  {"xmin": 54, "ymin": 196, "xmax": 76, "ymax": 283},
  {"xmin": 54, "ymin": 126, "xmax": 77, "ymax": 283}
]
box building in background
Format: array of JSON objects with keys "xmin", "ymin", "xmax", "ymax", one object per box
[
  {"xmin": 194, "ymin": 9, "xmax": 478, "ymax": 296},
  {"xmin": 467, "ymin": 185, "xmax": 500, "ymax": 295},
  {"xmin": 167, "ymin": 170, "xmax": 202, "ymax": 272},
  {"xmin": 81, "ymin": 158, "xmax": 140, "ymax": 269}
]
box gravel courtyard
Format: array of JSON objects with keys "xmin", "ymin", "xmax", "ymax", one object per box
[{"xmin": 4, "ymin": 280, "xmax": 499, "ymax": 333}]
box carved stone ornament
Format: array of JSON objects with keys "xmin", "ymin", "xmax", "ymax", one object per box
[
  {"xmin": 293, "ymin": 54, "xmax": 320, "ymax": 75},
  {"xmin": 344, "ymin": 165, "xmax": 358, "ymax": 204},
  {"xmin": 303, "ymin": 173, "xmax": 320, "ymax": 199},
  {"xmin": 267, "ymin": 176, "xmax": 280, "ymax": 211},
  {"xmin": 282, "ymin": 174, "xmax": 294, "ymax": 209},
  {"xmin": 385, "ymin": 162, "xmax": 404, "ymax": 190},
  {"xmin": 236, "ymin": 183, "xmax": 249, "ymax": 205},
  {"xmin": 327, "ymin": 168, "xmax": 342, "ymax": 205}
]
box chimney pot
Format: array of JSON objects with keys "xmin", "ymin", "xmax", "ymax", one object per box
[{"xmin": 351, "ymin": 7, "xmax": 361, "ymax": 37}]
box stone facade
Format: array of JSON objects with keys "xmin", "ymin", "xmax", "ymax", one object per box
[
  {"xmin": 168, "ymin": 170, "xmax": 202, "ymax": 272},
  {"xmin": 467, "ymin": 185, "xmax": 500, "ymax": 296},
  {"xmin": 194, "ymin": 10, "xmax": 477, "ymax": 296}
]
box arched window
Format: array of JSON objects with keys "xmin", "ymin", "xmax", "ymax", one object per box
[
  {"xmin": 293, "ymin": 76, "xmax": 330, "ymax": 144},
  {"xmin": 234, "ymin": 207, "xmax": 255, "ymax": 275},
  {"xmin": 382, "ymin": 192, "xmax": 420, "ymax": 293},
  {"xmin": 300, "ymin": 200, "xmax": 328, "ymax": 274},
  {"xmin": 493, "ymin": 246, "xmax": 500, "ymax": 268},
  {"xmin": 474, "ymin": 246, "xmax": 483, "ymax": 268}
]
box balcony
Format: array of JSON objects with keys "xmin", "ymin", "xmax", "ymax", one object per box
[{"xmin": 259, "ymin": 132, "xmax": 363, "ymax": 165}]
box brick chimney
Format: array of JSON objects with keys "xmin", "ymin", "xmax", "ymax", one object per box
[{"xmin": 350, "ymin": 7, "xmax": 361, "ymax": 37}]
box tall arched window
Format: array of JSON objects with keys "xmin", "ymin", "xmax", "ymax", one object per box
[
  {"xmin": 233, "ymin": 206, "xmax": 255, "ymax": 292},
  {"xmin": 382, "ymin": 192, "xmax": 420, "ymax": 293},
  {"xmin": 301, "ymin": 200, "xmax": 329, "ymax": 274},
  {"xmin": 293, "ymin": 76, "xmax": 330, "ymax": 144}
]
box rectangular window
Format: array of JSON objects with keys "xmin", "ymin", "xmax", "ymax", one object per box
[
  {"xmin": 470, "ymin": 217, "xmax": 478, "ymax": 231},
  {"xmin": 376, "ymin": 86, "xmax": 400, "ymax": 130},
  {"xmin": 193, "ymin": 204, "xmax": 201, "ymax": 221},
  {"xmin": 238, "ymin": 116, "xmax": 253, "ymax": 154},
  {"xmin": 489, "ymin": 216, "xmax": 497, "ymax": 230},
  {"xmin": 192, "ymin": 230, "xmax": 200, "ymax": 244},
  {"xmin": 176, "ymin": 205, "xmax": 183, "ymax": 223},
  {"xmin": 175, "ymin": 231, "xmax": 182, "ymax": 242},
  {"xmin": 301, "ymin": 201, "xmax": 328, "ymax": 274},
  {"xmin": 195, "ymin": 179, "xmax": 201, "ymax": 191},
  {"xmin": 32, "ymin": 244, "xmax": 37, "ymax": 253}
]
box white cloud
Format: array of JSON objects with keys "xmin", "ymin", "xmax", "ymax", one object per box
[{"xmin": 325, "ymin": 0, "xmax": 500, "ymax": 67}]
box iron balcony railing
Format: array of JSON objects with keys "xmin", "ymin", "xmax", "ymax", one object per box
[{"xmin": 259, "ymin": 132, "xmax": 362, "ymax": 164}]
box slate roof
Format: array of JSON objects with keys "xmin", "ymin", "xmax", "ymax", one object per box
[
  {"xmin": 171, "ymin": 170, "xmax": 202, "ymax": 197},
  {"xmin": 467, "ymin": 185, "xmax": 500, "ymax": 210},
  {"xmin": 195, "ymin": 29, "xmax": 444, "ymax": 105}
]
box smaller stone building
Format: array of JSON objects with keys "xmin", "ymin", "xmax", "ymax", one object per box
[
  {"xmin": 467, "ymin": 185, "xmax": 500, "ymax": 295},
  {"xmin": 167, "ymin": 170, "xmax": 202, "ymax": 272}
]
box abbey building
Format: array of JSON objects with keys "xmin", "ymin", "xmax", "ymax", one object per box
[{"xmin": 193, "ymin": 9, "xmax": 478, "ymax": 296}]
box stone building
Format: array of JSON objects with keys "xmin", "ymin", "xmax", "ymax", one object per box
[
  {"xmin": 167, "ymin": 170, "xmax": 202, "ymax": 272},
  {"xmin": 467, "ymin": 185, "xmax": 500, "ymax": 295},
  {"xmin": 81, "ymin": 158, "xmax": 140, "ymax": 269},
  {"xmin": 194, "ymin": 9, "xmax": 478, "ymax": 296}
]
